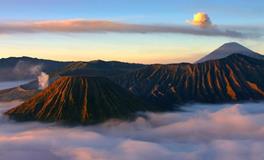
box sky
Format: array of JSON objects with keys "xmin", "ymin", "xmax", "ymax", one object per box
[{"xmin": 0, "ymin": 0, "xmax": 263, "ymax": 63}]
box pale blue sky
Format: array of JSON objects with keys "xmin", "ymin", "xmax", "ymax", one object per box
[{"xmin": 0, "ymin": 0, "xmax": 263, "ymax": 63}]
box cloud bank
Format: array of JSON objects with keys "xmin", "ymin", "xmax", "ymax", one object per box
[
  {"xmin": 1, "ymin": 102, "xmax": 264, "ymax": 160},
  {"xmin": 0, "ymin": 19, "xmax": 258, "ymax": 39}
]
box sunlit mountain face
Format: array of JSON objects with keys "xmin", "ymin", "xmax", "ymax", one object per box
[
  {"xmin": 0, "ymin": 0, "xmax": 264, "ymax": 160},
  {"xmin": 5, "ymin": 76, "xmax": 162, "ymax": 124}
]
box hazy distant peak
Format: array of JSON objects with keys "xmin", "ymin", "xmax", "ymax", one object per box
[
  {"xmin": 196, "ymin": 42, "xmax": 263, "ymax": 63},
  {"xmin": 222, "ymin": 42, "xmax": 247, "ymax": 47},
  {"xmin": 218, "ymin": 42, "xmax": 254, "ymax": 52}
]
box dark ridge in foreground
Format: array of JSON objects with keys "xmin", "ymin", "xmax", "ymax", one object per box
[
  {"xmin": 5, "ymin": 76, "xmax": 161, "ymax": 124},
  {"xmin": 114, "ymin": 54, "xmax": 264, "ymax": 105}
]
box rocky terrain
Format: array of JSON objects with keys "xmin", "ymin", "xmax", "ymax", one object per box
[
  {"xmin": 5, "ymin": 76, "xmax": 161, "ymax": 123},
  {"xmin": 114, "ymin": 54, "xmax": 264, "ymax": 105}
]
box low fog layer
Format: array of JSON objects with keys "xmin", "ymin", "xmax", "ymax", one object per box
[
  {"xmin": 0, "ymin": 101, "xmax": 264, "ymax": 160},
  {"xmin": 0, "ymin": 80, "xmax": 31, "ymax": 90}
]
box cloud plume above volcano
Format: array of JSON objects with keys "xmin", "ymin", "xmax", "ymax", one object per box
[{"xmin": 187, "ymin": 12, "xmax": 213, "ymax": 28}]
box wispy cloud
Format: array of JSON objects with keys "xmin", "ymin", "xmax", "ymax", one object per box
[{"xmin": 0, "ymin": 19, "xmax": 259, "ymax": 39}]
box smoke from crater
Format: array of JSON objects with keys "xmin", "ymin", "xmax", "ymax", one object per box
[
  {"xmin": 37, "ymin": 72, "xmax": 49, "ymax": 90},
  {"xmin": 13, "ymin": 61, "xmax": 49, "ymax": 90},
  {"xmin": 13, "ymin": 61, "xmax": 43, "ymax": 77}
]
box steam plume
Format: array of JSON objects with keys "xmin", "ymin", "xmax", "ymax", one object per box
[
  {"xmin": 38, "ymin": 72, "xmax": 49, "ymax": 90},
  {"xmin": 13, "ymin": 61, "xmax": 43, "ymax": 77}
]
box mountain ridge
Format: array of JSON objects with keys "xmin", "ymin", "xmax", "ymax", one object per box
[
  {"xmin": 0, "ymin": 57, "xmax": 145, "ymax": 82},
  {"xmin": 1, "ymin": 54, "xmax": 264, "ymax": 104},
  {"xmin": 0, "ymin": 56, "xmax": 71, "ymax": 82},
  {"xmin": 114, "ymin": 54, "xmax": 264, "ymax": 105}
]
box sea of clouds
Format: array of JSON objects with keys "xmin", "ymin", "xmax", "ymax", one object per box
[{"xmin": 0, "ymin": 101, "xmax": 264, "ymax": 160}]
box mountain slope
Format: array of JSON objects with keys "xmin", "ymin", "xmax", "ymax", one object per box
[
  {"xmin": 5, "ymin": 76, "xmax": 160, "ymax": 124},
  {"xmin": 114, "ymin": 54, "xmax": 264, "ymax": 105},
  {"xmin": 196, "ymin": 42, "xmax": 263, "ymax": 63}
]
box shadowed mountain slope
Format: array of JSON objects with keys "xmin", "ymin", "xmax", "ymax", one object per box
[
  {"xmin": 57, "ymin": 60, "xmax": 145, "ymax": 77},
  {"xmin": 5, "ymin": 76, "xmax": 160, "ymax": 124},
  {"xmin": 114, "ymin": 54, "xmax": 264, "ymax": 105}
]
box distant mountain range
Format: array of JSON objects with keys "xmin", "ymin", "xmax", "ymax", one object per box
[
  {"xmin": 0, "ymin": 42, "xmax": 262, "ymax": 81},
  {"xmin": 2, "ymin": 42, "xmax": 264, "ymax": 123},
  {"xmin": 0, "ymin": 57, "xmax": 145, "ymax": 82},
  {"xmin": 0, "ymin": 56, "xmax": 70, "ymax": 81}
]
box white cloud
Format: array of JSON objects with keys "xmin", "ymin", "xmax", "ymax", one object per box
[{"xmin": 0, "ymin": 102, "xmax": 264, "ymax": 160}]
